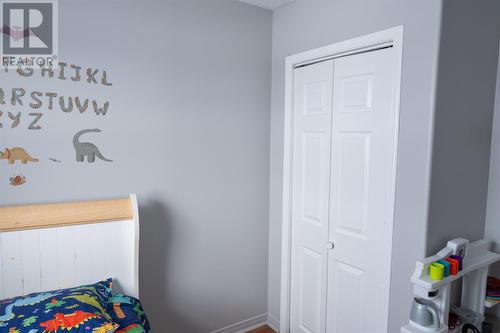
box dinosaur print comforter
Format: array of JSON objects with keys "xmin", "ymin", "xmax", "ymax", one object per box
[
  {"xmin": 108, "ymin": 294, "xmax": 151, "ymax": 333},
  {"xmin": 0, "ymin": 279, "xmax": 116, "ymax": 332},
  {"xmin": 0, "ymin": 280, "xmax": 151, "ymax": 333}
]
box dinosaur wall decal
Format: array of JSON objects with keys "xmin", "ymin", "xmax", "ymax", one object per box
[
  {"xmin": 73, "ymin": 129, "xmax": 113, "ymax": 163},
  {"xmin": 0, "ymin": 147, "xmax": 39, "ymax": 164}
]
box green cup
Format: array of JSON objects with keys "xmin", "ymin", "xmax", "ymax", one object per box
[{"xmin": 429, "ymin": 262, "xmax": 445, "ymax": 280}]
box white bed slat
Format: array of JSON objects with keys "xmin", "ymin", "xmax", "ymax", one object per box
[
  {"xmin": 57, "ymin": 227, "xmax": 76, "ymax": 289},
  {"xmin": 121, "ymin": 220, "xmax": 136, "ymax": 295},
  {"xmin": 107, "ymin": 222, "xmax": 123, "ymax": 284},
  {"xmin": 90, "ymin": 223, "xmax": 108, "ymax": 281},
  {"xmin": 39, "ymin": 228, "xmax": 59, "ymax": 291},
  {"xmin": 1, "ymin": 232, "xmax": 23, "ymax": 298},
  {"xmin": 74, "ymin": 225, "xmax": 92, "ymax": 286},
  {"xmin": 20, "ymin": 230, "xmax": 41, "ymax": 294}
]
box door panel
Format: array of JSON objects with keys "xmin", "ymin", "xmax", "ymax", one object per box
[
  {"xmin": 340, "ymin": 74, "xmax": 374, "ymax": 112},
  {"xmin": 337, "ymin": 132, "xmax": 371, "ymax": 238},
  {"xmin": 326, "ymin": 48, "xmax": 398, "ymax": 333},
  {"xmin": 299, "ymin": 247, "xmax": 323, "ymax": 333},
  {"xmin": 290, "ymin": 60, "xmax": 334, "ymax": 333},
  {"xmin": 302, "ymin": 132, "xmax": 328, "ymax": 225},
  {"xmin": 330, "ymin": 260, "xmax": 366, "ymax": 333}
]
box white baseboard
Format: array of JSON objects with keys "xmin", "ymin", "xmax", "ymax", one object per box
[
  {"xmin": 210, "ymin": 313, "xmax": 268, "ymax": 333},
  {"xmin": 267, "ymin": 313, "xmax": 280, "ymax": 332}
]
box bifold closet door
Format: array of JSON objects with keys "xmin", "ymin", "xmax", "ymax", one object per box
[
  {"xmin": 289, "ymin": 47, "xmax": 398, "ymax": 333},
  {"xmin": 326, "ymin": 48, "xmax": 398, "ymax": 333},
  {"xmin": 290, "ymin": 60, "xmax": 334, "ymax": 333}
]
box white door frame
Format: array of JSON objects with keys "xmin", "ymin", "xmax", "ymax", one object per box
[{"xmin": 280, "ymin": 26, "xmax": 404, "ymax": 333}]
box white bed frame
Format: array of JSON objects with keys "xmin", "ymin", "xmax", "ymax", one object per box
[{"xmin": 0, "ymin": 194, "xmax": 139, "ymax": 300}]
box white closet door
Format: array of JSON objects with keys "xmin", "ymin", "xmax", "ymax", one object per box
[
  {"xmin": 290, "ymin": 60, "xmax": 334, "ymax": 333},
  {"xmin": 326, "ymin": 48, "xmax": 398, "ymax": 333}
]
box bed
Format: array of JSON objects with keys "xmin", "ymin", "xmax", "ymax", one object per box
[{"xmin": 0, "ymin": 194, "xmax": 151, "ymax": 332}]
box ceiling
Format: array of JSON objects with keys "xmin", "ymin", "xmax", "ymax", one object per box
[{"xmin": 236, "ymin": 0, "xmax": 294, "ymax": 10}]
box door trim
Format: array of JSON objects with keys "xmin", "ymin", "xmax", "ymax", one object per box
[{"xmin": 280, "ymin": 26, "xmax": 404, "ymax": 333}]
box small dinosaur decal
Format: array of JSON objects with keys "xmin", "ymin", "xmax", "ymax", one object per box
[
  {"xmin": 39, "ymin": 311, "xmax": 101, "ymax": 332},
  {"xmin": 0, "ymin": 147, "xmax": 38, "ymax": 164},
  {"xmin": 0, "ymin": 292, "xmax": 59, "ymax": 324},
  {"xmin": 73, "ymin": 129, "xmax": 113, "ymax": 163},
  {"xmin": 22, "ymin": 315, "xmax": 37, "ymax": 327},
  {"xmin": 63, "ymin": 294, "xmax": 107, "ymax": 316},
  {"xmin": 45, "ymin": 299, "xmax": 65, "ymax": 310}
]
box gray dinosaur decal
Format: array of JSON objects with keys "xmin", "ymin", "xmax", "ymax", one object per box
[{"xmin": 73, "ymin": 129, "xmax": 113, "ymax": 163}]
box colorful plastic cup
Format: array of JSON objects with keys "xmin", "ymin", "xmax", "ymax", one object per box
[
  {"xmin": 450, "ymin": 255, "xmax": 463, "ymax": 271},
  {"xmin": 437, "ymin": 260, "xmax": 451, "ymax": 277},
  {"xmin": 445, "ymin": 258, "xmax": 459, "ymax": 275},
  {"xmin": 429, "ymin": 262, "xmax": 445, "ymax": 280}
]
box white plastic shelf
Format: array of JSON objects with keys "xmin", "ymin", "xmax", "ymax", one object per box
[
  {"xmin": 411, "ymin": 251, "xmax": 500, "ymax": 290},
  {"xmin": 485, "ymin": 299, "xmax": 499, "ymax": 308}
]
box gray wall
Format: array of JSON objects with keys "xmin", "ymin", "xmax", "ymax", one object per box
[
  {"xmin": 486, "ymin": 49, "xmax": 500, "ymax": 263},
  {"xmin": 0, "ymin": 0, "xmax": 272, "ymax": 331},
  {"xmin": 268, "ymin": 1, "xmax": 443, "ymax": 331},
  {"xmin": 485, "ymin": 46, "xmax": 500, "ymax": 318},
  {"xmin": 427, "ymin": 0, "xmax": 500, "ymax": 255}
]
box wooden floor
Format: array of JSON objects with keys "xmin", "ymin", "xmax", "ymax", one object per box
[{"xmin": 247, "ymin": 326, "xmax": 276, "ymax": 333}]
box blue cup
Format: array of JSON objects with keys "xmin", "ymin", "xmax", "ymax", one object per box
[{"xmin": 437, "ymin": 260, "xmax": 451, "ymax": 277}]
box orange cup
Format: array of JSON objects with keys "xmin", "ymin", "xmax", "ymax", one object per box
[{"xmin": 445, "ymin": 258, "xmax": 459, "ymax": 275}]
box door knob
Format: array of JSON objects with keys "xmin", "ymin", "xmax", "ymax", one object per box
[{"xmin": 327, "ymin": 241, "xmax": 335, "ymax": 250}]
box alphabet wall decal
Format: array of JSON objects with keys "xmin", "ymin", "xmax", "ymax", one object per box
[
  {"xmin": 0, "ymin": 62, "xmax": 113, "ymax": 132},
  {"xmin": 73, "ymin": 129, "xmax": 113, "ymax": 163},
  {"xmin": 1, "ymin": 61, "xmax": 115, "ymax": 188}
]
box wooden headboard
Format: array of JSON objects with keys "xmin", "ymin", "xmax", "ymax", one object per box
[{"xmin": 0, "ymin": 194, "xmax": 139, "ymax": 299}]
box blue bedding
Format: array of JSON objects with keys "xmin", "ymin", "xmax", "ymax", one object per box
[
  {"xmin": 0, "ymin": 280, "xmax": 151, "ymax": 333},
  {"xmin": 0, "ymin": 280, "xmax": 117, "ymax": 332},
  {"xmin": 109, "ymin": 294, "xmax": 151, "ymax": 333}
]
